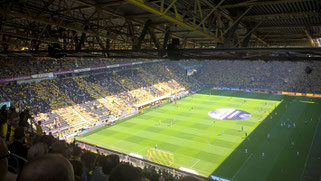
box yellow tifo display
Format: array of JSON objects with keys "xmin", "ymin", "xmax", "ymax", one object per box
[{"xmin": 147, "ymin": 148, "xmax": 174, "ymax": 166}]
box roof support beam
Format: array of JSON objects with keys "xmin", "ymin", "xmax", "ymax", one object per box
[
  {"xmin": 162, "ymin": 27, "xmax": 171, "ymax": 50},
  {"xmin": 0, "ymin": 10, "xmax": 120, "ymax": 42},
  {"xmin": 57, "ymin": 1, "xmax": 127, "ymax": 13},
  {"xmin": 197, "ymin": 0, "xmax": 225, "ymax": 31},
  {"xmin": 243, "ymin": 12, "xmax": 321, "ymax": 21},
  {"xmin": 133, "ymin": 20, "xmax": 151, "ymax": 50},
  {"xmin": 1, "ymin": 31, "xmax": 60, "ymax": 44},
  {"xmin": 220, "ymin": 0, "xmax": 315, "ymax": 9},
  {"xmin": 304, "ymin": 30, "xmax": 316, "ymax": 47},
  {"xmin": 253, "ymin": 23, "xmax": 321, "ymax": 29},
  {"xmin": 74, "ymin": 0, "xmax": 201, "ymax": 47},
  {"xmin": 149, "ymin": 28, "xmax": 160, "ymax": 49},
  {"xmin": 218, "ymin": 6, "xmax": 253, "ymax": 41},
  {"xmin": 127, "ymin": 0, "xmax": 219, "ymax": 43},
  {"xmin": 126, "ymin": 20, "xmax": 136, "ymax": 44},
  {"xmin": 237, "ymin": 21, "xmax": 264, "ymax": 47},
  {"xmin": 202, "ymin": 0, "xmax": 267, "ymax": 46}
]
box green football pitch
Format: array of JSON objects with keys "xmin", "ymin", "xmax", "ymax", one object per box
[{"xmin": 77, "ymin": 89, "xmax": 321, "ymax": 180}]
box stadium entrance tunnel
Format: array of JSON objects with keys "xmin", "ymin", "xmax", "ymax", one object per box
[{"xmin": 208, "ymin": 108, "xmax": 251, "ymax": 120}]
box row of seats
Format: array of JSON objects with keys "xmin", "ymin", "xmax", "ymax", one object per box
[{"xmin": 0, "ymin": 62, "xmax": 202, "ymax": 139}]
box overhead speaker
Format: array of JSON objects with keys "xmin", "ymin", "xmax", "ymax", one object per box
[{"xmin": 305, "ymin": 66, "xmax": 313, "ymax": 74}]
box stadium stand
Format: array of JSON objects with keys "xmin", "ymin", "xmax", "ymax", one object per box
[
  {"xmin": 1, "ymin": 57, "xmax": 321, "ymax": 181},
  {"xmin": 0, "ymin": 60, "xmax": 202, "ymax": 139},
  {"xmin": 0, "ymin": 56, "xmax": 143, "ymax": 79},
  {"xmin": 197, "ymin": 60, "xmax": 321, "ymax": 94}
]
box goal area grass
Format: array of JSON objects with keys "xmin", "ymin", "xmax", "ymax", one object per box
[{"xmin": 77, "ymin": 89, "xmax": 321, "ymax": 180}]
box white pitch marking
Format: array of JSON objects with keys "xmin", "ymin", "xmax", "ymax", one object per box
[
  {"xmin": 300, "ymin": 114, "xmax": 321, "ymax": 181},
  {"xmin": 191, "ymin": 159, "xmax": 201, "ymax": 168},
  {"xmin": 231, "ymin": 153, "xmax": 253, "ymax": 180}
]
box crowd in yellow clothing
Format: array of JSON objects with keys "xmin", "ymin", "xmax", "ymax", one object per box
[{"xmin": 0, "ymin": 62, "xmax": 202, "ymax": 139}]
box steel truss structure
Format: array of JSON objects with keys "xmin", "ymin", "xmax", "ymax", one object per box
[{"xmin": 0, "ymin": 0, "xmax": 321, "ymax": 60}]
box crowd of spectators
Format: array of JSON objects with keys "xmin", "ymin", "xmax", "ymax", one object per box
[
  {"xmin": 2, "ymin": 58, "xmax": 321, "ymax": 140},
  {"xmin": 2, "ymin": 57, "xmax": 320, "ymax": 180},
  {"xmin": 0, "ymin": 105, "xmax": 203, "ymax": 181},
  {"xmin": 0, "ymin": 56, "xmax": 145, "ymax": 79},
  {"xmin": 196, "ymin": 60, "xmax": 321, "ymax": 94},
  {"xmin": 0, "ymin": 61, "xmax": 202, "ymax": 139}
]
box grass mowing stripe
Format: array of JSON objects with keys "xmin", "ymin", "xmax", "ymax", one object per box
[
  {"xmin": 77, "ymin": 89, "xmax": 321, "ymax": 179},
  {"xmin": 300, "ymin": 111, "xmax": 321, "ymax": 181}
]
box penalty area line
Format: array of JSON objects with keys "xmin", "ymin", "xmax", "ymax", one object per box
[
  {"xmin": 191, "ymin": 159, "xmax": 201, "ymax": 168},
  {"xmin": 231, "ymin": 153, "xmax": 253, "ymax": 180},
  {"xmin": 136, "ymin": 146, "xmax": 149, "ymax": 155}
]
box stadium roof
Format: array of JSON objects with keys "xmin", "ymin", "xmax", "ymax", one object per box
[{"xmin": 1, "ymin": 0, "xmax": 321, "ymax": 60}]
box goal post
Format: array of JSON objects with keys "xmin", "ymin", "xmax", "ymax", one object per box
[{"xmin": 147, "ymin": 148, "xmax": 174, "ymax": 166}]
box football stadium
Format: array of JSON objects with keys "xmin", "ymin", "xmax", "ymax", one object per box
[{"xmin": 1, "ymin": 1, "xmax": 321, "ymax": 181}]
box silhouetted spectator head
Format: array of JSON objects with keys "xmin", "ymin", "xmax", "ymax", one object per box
[
  {"xmin": 0, "ymin": 137, "xmax": 9, "ymax": 181},
  {"xmin": 109, "ymin": 163, "xmax": 144, "ymax": 181},
  {"xmin": 50, "ymin": 140, "xmax": 70, "ymax": 158},
  {"xmin": 0, "ymin": 105, "xmax": 6, "ymax": 113},
  {"xmin": 9, "ymin": 106, "xmax": 15, "ymax": 112},
  {"xmin": 14, "ymin": 127, "xmax": 25, "ymax": 140},
  {"xmin": 70, "ymin": 160, "xmax": 83, "ymax": 181},
  {"xmin": 24, "ymin": 109, "xmax": 29, "ymax": 114},
  {"xmin": 71, "ymin": 146, "xmax": 83, "ymax": 160},
  {"xmin": 81, "ymin": 151, "xmax": 97, "ymax": 172},
  {"xmin": 107, "ymin": 154, "xmax": 120, "ymax": 168},
  {"xmin": 38, "ymin": 135, "xmax": 54, "ymax": 146},
  {"xmin": 179, "ymin": 176, "xmax": 200, "ymax": 181},
  {"xmin": 102, "ymin": 154, "xmax": 120, "ymax": 175},
  {"xmin": 17, "ymin": 154, "xmax": 74, "ymax": 181},
  {"xmin": 27, "ymin": 142, "xmax": 49, "ymax": 160}
]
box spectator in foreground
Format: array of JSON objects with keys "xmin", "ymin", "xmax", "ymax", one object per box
[
  {"xmin": 8, "ymin": 127, "xmax": 28, "ymax": 170},
  {"xmin": 50, "ymin": 140, "xmax": 70, "ymax": 158},
  {"xmin": 179, "ymin": 176, "xmax": 200, "ymax": 181},
  {"xmin": 6, "ymin": 106, "xmax": 19, "ymax": 141},
  {"xmin": 27, "ymin": 142, "xmax": 49, "ymax": 161},
  {"xmin": 91, "ymin": 156, "xmax": 109, "ymax": 181},
  {"xmin": 0, "ymin": 137, "xmax": 17, "ymax": 181},
  {"xmin": 19, "ymin": 109, "xmax": 31, "ymax": 129},
  {"xmin": 0, "ymin": 137, "xmax": 9, "ymax": 181},
  {"xmin": 17, "ymin": 154, "xmax": 74, "ymax": 181},
  {"xmin": 70, "ymin": 160, "xmax": 84, "ymax": 181},
  {"xmin": 0, "ymin": 105, "xmax": 7, "ymax": 138},
  {"xmin": 109, "ymin": 163, "xmax": 145, "ymax": 181},
  {"xmin": 81, "ymin": 151, "xmax": 97, "ymax": 181}
]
